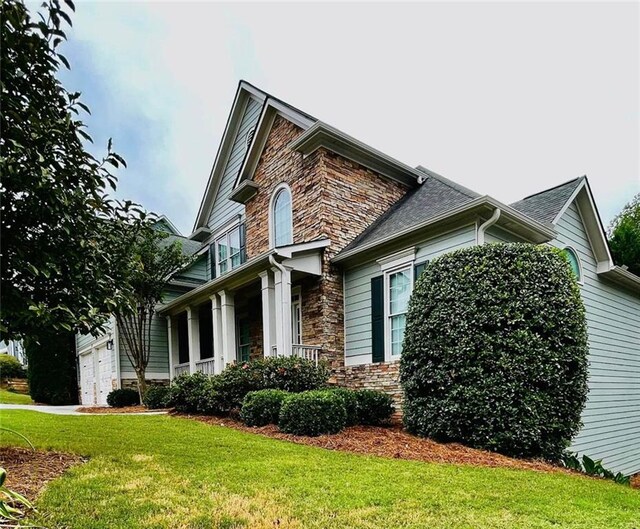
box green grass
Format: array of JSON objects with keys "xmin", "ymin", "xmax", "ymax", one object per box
[
  {"xmin": 0, "ymin": 411, "xmax": 637, "ymax": 529},
  {"xmin": 0, "ymin": 388, "xmax": 32, "ymax": 404}
]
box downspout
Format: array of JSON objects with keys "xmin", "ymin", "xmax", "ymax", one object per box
[{"xmin": 477, "ymin": 208, "xmax": 501, "ymax": 245}]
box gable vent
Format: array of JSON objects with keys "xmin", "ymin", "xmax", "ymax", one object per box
[{"xmin": 245, "ymin": 127, "xmax": 256, "ymax": 149}]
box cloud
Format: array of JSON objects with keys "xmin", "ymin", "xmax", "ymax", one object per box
[{"xmin": 57, "ymin": 1, "xmax": 638, "ymax": 234}]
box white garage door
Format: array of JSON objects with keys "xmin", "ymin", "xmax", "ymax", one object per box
[
  {"xmin": 80, "ymin": 353, "xmax": 96, "ymax": 406},
  {"xmin": 96, "ymin": 345, "xmax": 112, "ymax": 406}
]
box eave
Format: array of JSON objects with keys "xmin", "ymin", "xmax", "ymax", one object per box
[{"xmin": 599, "ymin": 266, "xmax": 640, "ymax": 295}]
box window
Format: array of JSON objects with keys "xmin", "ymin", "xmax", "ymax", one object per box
[
  {"xmin": 387, "ymin": 267, "xmax": 412, "ymax": 357},
  {"xmin": 237, "ymin": 317, "xmax": 251, "ymax": 363},
  {"xmin": 291, "ymin": 288, "xmax": 302, "ymax": 344},
  {"xmin": 562, "ymin": 247, "xmax": 582, "ymax": 282},
  {"xmin": 271, "ymin": 184, "xmax": 293, "ymax": 247},
  {"xmin": 214, "ymin": 223, "xmax": 245, "ymax": 277}
]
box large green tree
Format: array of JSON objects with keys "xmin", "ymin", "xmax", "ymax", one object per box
[
  {"xmin": 1, "ymin": 0, "xmax": 129, "ymax": 340},
  {"xmin": 608, "ymin": 193, "xmax": 640, "ymax": 277}
]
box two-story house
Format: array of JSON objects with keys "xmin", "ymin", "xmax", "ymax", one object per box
[{"xmin": 78, "ymin": 81, "xmax": 640, "ymax": 476}]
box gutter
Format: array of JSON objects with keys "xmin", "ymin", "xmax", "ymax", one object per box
[{"xmin": 477, "ymin": 208, "xmax": 501, "ymax": 245}]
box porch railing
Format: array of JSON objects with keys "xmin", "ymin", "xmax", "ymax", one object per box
[
  {"xmin": 272, "ymin": 344, "xmax": 321, "ymax": 365},
  {"xmin": 174, "ymin": 362, "xmax": 190, "ymax": 377},
  {"xmin": 196, "ymin": 358, "xmax": 216, "ymax": 376}
]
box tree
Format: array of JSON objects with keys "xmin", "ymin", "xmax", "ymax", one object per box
[
  {"xmin": 401, "ymin": 244, "xmax": 589, "ymax": 460},
  {"xmin": 608, "ymin": 193, "xmax": 640, "ymax": 277},
  {"xmin": 1, "ymin": 0, "xmax": 128, "ymax": 341},
  {"xmin": 110, "ymin": 219, "xmax": 191, "ymax": 399}
]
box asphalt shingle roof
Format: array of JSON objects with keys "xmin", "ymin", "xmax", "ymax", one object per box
[
  {"xmin": 340, "ymin": 168, "xmax": 480, "ymax": 254},
  {"xmin": 510, "ymin": 177, "xmax": 584, "ymax": 225},
  {"xmin": 162, "ymin": 234, "xmax": 203, "ymax": 256}
]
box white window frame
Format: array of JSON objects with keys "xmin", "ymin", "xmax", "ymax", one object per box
[
  {"xmin": 214, "ymin": 221, "xmax": 242, "ymax": 277},
  {"xmin": 562, "ymin": 246, "xmax": 584, "ymax": 285},
  {"xmin": 379, "ymin": 248, "xmax": 416, "ymax": 361},
  {"xmin": 291, "ymin": 286, "xmax": 302, "ymax": 345},
  {"xmin": 269, "ymin": 182, "xmax": 293, "ymax": 248}
]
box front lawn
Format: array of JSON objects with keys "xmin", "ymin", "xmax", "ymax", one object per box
[
  {"xmin": 0, "ymin": 388, "xmax": 32, "ymax": 404},
  {"xmin": 0, "ymin": 410, "xmax": 638, "ymax": 528}
]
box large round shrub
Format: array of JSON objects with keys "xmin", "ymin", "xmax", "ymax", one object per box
[
  {"xmin": 0, "ymin": 355, "xmax": 26, "ymax": 379},
  {"xmin": 327, "ymin": 387, "xmax": 359, "ymax": 426},
  {"xmin": 401, "ymin": 243, "xmax": 589, "ymax": 460},
  {"xmin": 354, "ymin": 389, "xmax": 395, "ymax": 426},
  {"xmin": 143, "ymin": 385, "xmax": 171, "ymax": 409},
  {"xmin": 170, "ymin": 372, "xmax": 220, "ymax": 414},
  {"xmin": 106, "ymin": 388, "xmax": 139, "ymax": 408},
  {"xmin": 240, "ymin": 389, "xmax": 289, "ymax": 426},
  {"xmin": 278, "ymin": 390, "xmax": 347, "ymax": 436}
]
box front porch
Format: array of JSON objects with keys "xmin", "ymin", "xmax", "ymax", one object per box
[{"xmin": 163, "ymin": 242, "xmax": 328, "ymax": 379}]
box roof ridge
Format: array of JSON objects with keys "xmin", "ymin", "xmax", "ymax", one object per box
[
  {"xmin": 511, "ymin": 175, "xmax": 585, "ymax": 204},
  {"xmin": 415, "ymin": 166, "xmax": 481, "ymax": 199}
]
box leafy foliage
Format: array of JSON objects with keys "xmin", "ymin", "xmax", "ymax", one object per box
[
  {"xmin": 278, "ymin": 390, "xmax": 347, "ymax": 436},
  {"xmin": 240, "ymin": 389, "xmax": 289, "ymax": 427},
  {"xmin": 0, "ymin": 355, "xmax": 26, "ymax": 379},
  {"xmin": 608, "ymin": 193, "xmax": 640, "ymax": 276},
  {"xmin": 561, "ymin": 452, "xmax": 630, "ymax": 486},
  {"xmin": 169, "ymin": 372, "xmax": 220, "ymax": 414},
  {"xmin": 354, "ymin": 389, "xmax": 395, "ymax": 426},
  {"xmin": 0, "ymin": 467, "xmax": 34, "ymax": 521},
  {"xmin": 401, "ymin": 243, "xmax": 589, "ymax": 460},
  {"xmin": 25, "ymin": 331, "xmax": 77, "ymax": 405},
  {"xmin": 106, "ymin": 388, "xmax": 140, "ymax": 408},
  {"xmin": 142, "ymin": 385, "xmax": 171, "ymax": 410},
  {"xmin": 0, "ymin": 0, "xmax": 134, "ymax": 340},
  {"xmin": 327, "ymin": 388, "xmax": 359, "ymax": 426}
]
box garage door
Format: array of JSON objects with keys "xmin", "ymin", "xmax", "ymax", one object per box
[
  {"xmin": 80, "ymin": 353, "xmax": 96, "ymax": 406},
  {"xmin": 96, "ymin": 345, "xmax": 112, "ymax": 406}
]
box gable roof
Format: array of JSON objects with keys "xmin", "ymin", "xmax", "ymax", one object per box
[{"xmin": 509, "ymin": 177, "xmax": 585, "ymax": 225}]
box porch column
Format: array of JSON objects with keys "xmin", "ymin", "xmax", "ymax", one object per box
[
  {"xmin": 211, "ymin": 294, "xmax": 224, "ymax": 374},
  {"xmin": 218, "ymin": 290, "xmax": 236, "ymax": 367},
  {"xmin": 272, "ymin": 265, "xmax": 292, "ymax": 357},
  {"xmin": 166, "ymin": 315, "xmax": 179, "ymax": 380},
  {"xmin": 186, "ymin": 306, "xmax": 200, "ymax": 374},
  {"xmin": 259, "ymin": 270, "xmax": 276, "ymax": 357}
]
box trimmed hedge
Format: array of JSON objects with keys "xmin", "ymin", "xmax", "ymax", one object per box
[
  {"xmin": 106, "ymin": 388, "xmax": 140, "ymax": 408},
  {"xmin": 240, "ymin": 389, "xmax": 289, "ymax": 426},
  {"xmin": 279, "ymin": 390, "xmax": 347, "ymax": 436},
  {"xmin": 327, "ymin": 388, "xmax": 359, "ymax": 426},
  {"xmin": 0, "ymin": 355, "xmax": 26, "ymax": 379},
  {"xmin": 400, "ymin": 243, "xmax": 589, "ymax": 460},
  {"xmin": 143, "ymin": 385, "xmax": 171, "ymax": 409},
  {"xmin": 354, "ymin": 389, "xmax": 394, "ymax": 426},
  {"xmin": 170, "ymin": 372, "xmax": 221, "ymax": 414}
]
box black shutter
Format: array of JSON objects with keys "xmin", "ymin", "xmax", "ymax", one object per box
[
  {"xmin": 239, "ymin": 222, "xmax": 247, "ymax": 264},
  {"xmin": 371, "ymin": 275, "xmax": 385, "ymax": 363},
  {"xmin": 209, "ymin": 243, "xmax": 216, "ymax": 280},
  {"xmin": 414, "ymin": 261, "xmax": 428, "ymax": 281}
]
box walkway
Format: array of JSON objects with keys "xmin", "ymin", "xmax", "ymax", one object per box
[{"xmin": 0, "ymin": 404, "xmax": 166, "ymax": 416}]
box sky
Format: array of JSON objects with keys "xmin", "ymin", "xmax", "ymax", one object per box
[{"xmin": 53, "ymin": 1, "xmax": 639, "ymax": 235}]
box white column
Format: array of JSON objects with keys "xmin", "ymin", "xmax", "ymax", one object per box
[
  {"xmin": 219, "ymin": 290, "xmax": 236, "ymax": 367},
  {"xmin": 211, "ymin": 294, "xmax": 223, "ymax": 374},
  {"xmin": 272, "ymin": 266, "xmax": 292, "ymax": 357},
  {"xmin": 186, "ymin": 306, "xmax": 200, "ymax": 374},
  {"xmin": 166, "ymin": 315, "xmax": 179, "ymax": 380},
  {"xmin": 259, "ymin": 270, "xmax": 276, "ymax": 357}
]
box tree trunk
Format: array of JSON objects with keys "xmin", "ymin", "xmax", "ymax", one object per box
[{"xmin": 134, "ymin": 366, "xmax": 147, "ymax": 403}]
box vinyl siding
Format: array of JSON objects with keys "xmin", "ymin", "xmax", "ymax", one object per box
[
  {"xmin": 75, "ymin": 318, "xmax": 116, "ymax": 373},
  {"xmin": 174, "ymin": 254, "xmax": 208, "ymax": 283},
  {"xmin": 485, "ymin": 225, "xmax": 527, "ymax": 244},
  {"xmin": 552, "ymin": 201, "xmax": 640, "ymax": 476},
  {"xmin": 344, "ymin": 225, "xmax": 477, "ymax": 365},
  {"xmin": 206, "ymin": 97, "xmax": 262, "ymax": 232},
  {"xmin": 118, "ymin": 312, "xmax": 169, "ymax": 377}
]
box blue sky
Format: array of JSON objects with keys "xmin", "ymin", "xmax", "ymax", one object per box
[{"xmin": 54, "ymin": 1, "xmax": 639, "ymax": 235}]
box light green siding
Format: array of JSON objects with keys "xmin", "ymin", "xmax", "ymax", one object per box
[
  {"xmin": 344, "ymin": 225, "xmax": 477, "ymax": 365},
  {"xmin": 207, "ymin": 97, "xmax": 262, "ymax": 232},
  {"xmin": 485, "ymin": 225, "xmax": 526, "ymax": 244},
  {"xmin": 552, "ymin": 201, "xmax": 640, "ymax": 476},
  {"xmin": 118, "ymin": 312, "xmax": 169, "ymax": 377},
  {"xmin": 175, "ymin": 254, "xmax": 208, "ymax": 283}
]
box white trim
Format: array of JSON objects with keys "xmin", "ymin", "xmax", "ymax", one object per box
[
  {"xmin": 269, "ymin": 182, "xmax": 293, "ymax": 248},
  {"xmin": 345, "ymin": 353, "xmax": 372, "ymax": 367},
  {"xmin": 562, "ymin": 246, "xmax": 584, "ymax": 285},
  {"xmin": 551, "ymin": 178, "xmax": 587, "ymax": 225},
  {"xmin": 383, "ymin": 264, "xmax": 414, "ymax": 361},
  {"xmin": 213, "ymin": 220, "xmax": 242, "ymax": 277},
  {"xmin": 113, "ymin": 316, "xmax": 121, "ymax": 389},
  {"xmin": 377, "ymin": 247, "xmax": 416, "ymax": 271},
  {"xmin": 291, "ymin": 286, "xmax": 302, "ymax": 345},
  {"xmin": 77, "ymin": 334, "xmax": 111, "ymax": 357}
]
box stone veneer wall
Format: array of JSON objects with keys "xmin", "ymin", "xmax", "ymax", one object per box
[
  {"xmin": 338, "ymin": 362, "xmax": 403, "ymax": 411},
  {"xmin": 121, "ymin": 378, "xmax": 169, "ymax": 390},
  {"xmin": 244, "ymin": 115, "xmax": 410, "ymax": 372}
]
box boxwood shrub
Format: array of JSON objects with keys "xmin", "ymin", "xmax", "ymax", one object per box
[
  {"xmin": 327, "ymin": 387, "xmax": 359, "ymax": 426},
  {"xmin": 354, "ymin": 389, "xmax": 395, "ymax": 426},
  {"xmin": 0, "ymin": 355, "xmax": 26, "ymax": 379},
  {"xmin": 240, "ymin": 389, "xmax": 289, "ymax": 426},
  {"xmin": 170, "ymin": 372, "xmax": 221, "ymax": 414},
  {"xmin": 278, "ymin": 390, "xmax": 347, "ymax": 436},
  {"xmin": 106, "ymin": 388, "xmax": 140, "ymax": 408},
  {"xmin": 143, "ymin": 385, "xmax": 171, "ymax": 409},
  {"xmin": 400, "ymin": 243, "xmax": 589, "ymax": 460}
]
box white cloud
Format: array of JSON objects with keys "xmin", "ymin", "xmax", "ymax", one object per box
[{"xmin": 64, "ymin": 1, "xmax": 639, "ymax": 233}]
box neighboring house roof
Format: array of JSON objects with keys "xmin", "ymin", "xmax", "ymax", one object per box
[
  {"xmin": 162, "ymin": 234, "xmax": 203, "ymax": 256},
  {"xmin": 510, "ymin": 176, "xmax": 585, "ymax": 225},
  {"xmin": 341, "ymin": 168, "xmax": 480, "ymax": 254}
]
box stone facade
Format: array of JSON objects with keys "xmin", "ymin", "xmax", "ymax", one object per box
[
  {"xmin": 339, "ymin": 361, "xmax": 403, "ymax": 406},
  {"xmin": 244, "ymin": 115, "xmax": 410, "ymax": 372},
  {"xmin": 121, "ymin": 378, "xmax": 169, "ymax": 390}
]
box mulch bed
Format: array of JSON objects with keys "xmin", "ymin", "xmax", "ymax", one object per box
[
  {"xmin": 180, "ymin": 413, "xmax": 569, "ymax": 474},
  {"xmin": 77, "ymin": 405, "xmax": 167, "ymax": 414},
  {"xmin": 0, "ymin": 447, "xmax": 85, "ymax": 499}
]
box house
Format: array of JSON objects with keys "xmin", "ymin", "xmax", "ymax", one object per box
[
  {"xmin": 77, "ymin": 81, "xmax": 640, "ymax": 475},
  {"xmin": 75, "ymin": 217, "xmax": 203, "ymax": 406},
  {"xmin": 0, "ymin": 340, "xmax": 27, "ymax": 366}
]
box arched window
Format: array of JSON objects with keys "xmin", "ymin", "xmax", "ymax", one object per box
[
  {"xmin": 562, "ymin": 247, "xmax": 582, "ymax": 282},
  {"xmin": 271, "ymin": 184, "xmax": 293, "ymax": 247}
]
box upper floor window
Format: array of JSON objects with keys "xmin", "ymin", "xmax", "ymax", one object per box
[
  {"xmin": 214, "ymin": 223, "xmax": 245, "ymax": 277},
  {"xmin": 561, "ymin": 247, "xmax": 582, "ymax": 283},
  {"xmin": 271, "ymin": 184, "xmax": 293, "ymax": 247}
]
